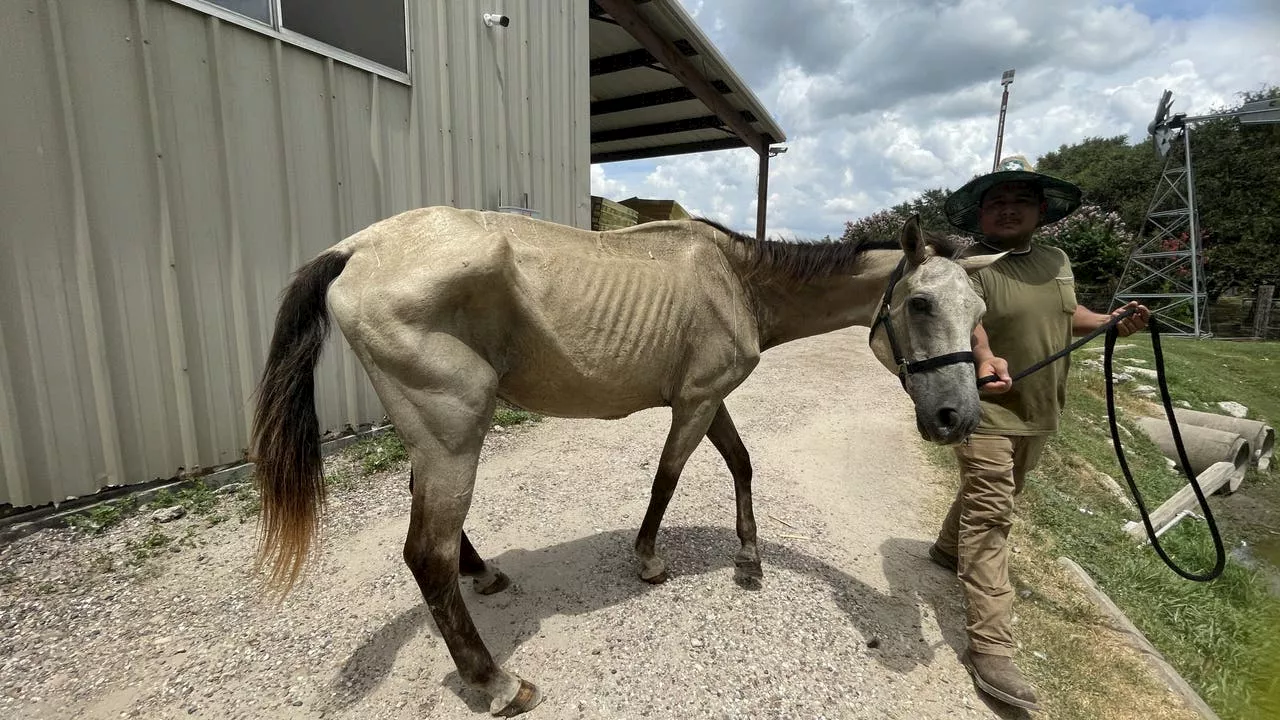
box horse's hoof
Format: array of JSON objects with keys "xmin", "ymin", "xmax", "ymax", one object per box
[
  {"xmin": 637, "ymin": 556, "xmax": 668, "ymax": 584},
  {"xmin": 474, "ymin": 571, "xmax": 511, "ymax": 596},
  {"xmin": 735, "ymin": 559, "xmax": 764, "ymax": 579},
  {"xmin": 491, "ymin": 679, "xmax": 543, "ymax": 717},
  {"xmin": 734, "ymin": 560, "xmax": 764, "ymax": 589},
  {"xmin": 640, "ymin": 569, "xmax": 669, "ymax": 584}
]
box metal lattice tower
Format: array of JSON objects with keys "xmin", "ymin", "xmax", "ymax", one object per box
[
  {"xmin": 1112, "ymin": 90, "xmax": 1280, "ymax": 338},
  {"xmin": 1112, "ymin": 123, "xmax": 1207, "ymax": 337}
]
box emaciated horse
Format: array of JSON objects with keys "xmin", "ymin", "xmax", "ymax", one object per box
[{"xmin": 249, "ymin": 207, "xmax": 1001, "ymax": 715}]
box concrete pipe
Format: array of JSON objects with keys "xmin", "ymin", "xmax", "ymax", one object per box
[
  {"xmin": 1170, "ymin": 408, "xmax": 1275, "ymax": 472},
  {"xmin": 1133, "ymin": 417, "xmax": 1253, "ymax": 494}
]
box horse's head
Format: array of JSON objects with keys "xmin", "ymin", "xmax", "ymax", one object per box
[{"xmin": 868, "ymin": 216, "xmax": 1005, "ymax": 444}]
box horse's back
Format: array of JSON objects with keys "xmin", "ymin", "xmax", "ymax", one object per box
[{"xmin": 326, "ymin": 206, "xmax": 756, "ymax": 418}]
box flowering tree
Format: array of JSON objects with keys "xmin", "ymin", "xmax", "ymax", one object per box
[
  {"xmin": 841, "ymin": 209, "xmax": 911, "ymax": 245},
  {"xmin": 1033, "ymin": 205, "xmax": 1135, "ymax": 302},
  {"xmin": 842, "ymin": 208, "xmax": 970, "ymax": 249}
]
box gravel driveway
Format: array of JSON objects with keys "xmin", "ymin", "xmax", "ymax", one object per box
[{"xmin": 2, "ymin": 327, "xmax": 1013, "ymax": 719}]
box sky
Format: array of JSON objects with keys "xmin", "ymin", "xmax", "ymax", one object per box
[{"xmin": 589, "ymin": 0, "xmax": 1280, "ymax": 240}]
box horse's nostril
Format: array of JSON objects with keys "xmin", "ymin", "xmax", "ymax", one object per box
[{"xmin": 938, "ymin": 407, "xmax": 959, "ymax": 429}]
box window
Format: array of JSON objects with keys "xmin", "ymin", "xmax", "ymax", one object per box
[
  {"xmin": 281, "ymin": 0, "xmax": 407, "ymax": 74},
  {"xmin": 206, "ymin": 0, "xmax": 271, "ymax": 24},
  {"xmin": 181, "ymin": 0, "xmax": 408, "ymax": 79}
]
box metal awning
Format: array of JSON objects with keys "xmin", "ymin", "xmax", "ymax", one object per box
[
  {"xmin": 588, "ymin": 0, "xmax": 787, "ymax": 237},
  {"xmin": 589, "ymin": 0, "xmax": 785, "ymax": 162}
]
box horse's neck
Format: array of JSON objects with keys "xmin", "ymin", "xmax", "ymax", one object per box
[{"xmin": 752, "ymin": 249, "xmax": 900, "ymax": 350}]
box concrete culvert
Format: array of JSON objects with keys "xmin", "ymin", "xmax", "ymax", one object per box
[
  {"xmin": 1169, "ymin": 408, "xmax": 1274, "ymax": 472},
  {"xmin": 1133, "ymin": 417, "xmax": 1253, "ymax": 494}
]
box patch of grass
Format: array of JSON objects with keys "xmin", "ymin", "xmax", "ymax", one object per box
[
  {"xmin": 65, "ymin": 496, "xmax": 137, "ymax": 535},
  {"xmin": 65, "ymin": 478, "xmax": 220, "ymax": 537},
  {"xmin": 325, "ymin": 468, "xmax": 364, "ymax": 493},
  {"xmin": 350, "ymin": 432, "xmax": 409, "ymax": 476},
  {"xmin": 235, "ymin": 484, "xmax": 261, "ymax": 522},
  {"xmin": 125, "ymin": 527, "xmax": 173, "ymax": 565},
  {"xmin": 138, "ymin": 527, "xmax": 171, "ymax": 549},
  {"xmin": 922, "ymin": 337, "xmax": 1280, "ymax": 720},
  {"xmin": 150, "ymin": 480, "xmax": 218, "ymax": 516},
  {"xmin": 492, "ymin": 403, "xmax": 541, "ymax": 428},
  {"xmin": 1127, "ymin": 335, "xmax": 1280, "ymax": 423}
]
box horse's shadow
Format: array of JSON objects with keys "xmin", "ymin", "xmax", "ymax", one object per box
[{"xmin": 327, "ymin": 527, "xmax": 1020, "ymax": 716}]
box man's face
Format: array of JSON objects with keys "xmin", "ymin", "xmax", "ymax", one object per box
[{"xmin": 978, "ymin": 182, "xmax": 1045, "ymax": 246}]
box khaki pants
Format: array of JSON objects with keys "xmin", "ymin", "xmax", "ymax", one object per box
[{"xmin": 936, "ymin": 432, "xmax": 1048, "ymax": 657}]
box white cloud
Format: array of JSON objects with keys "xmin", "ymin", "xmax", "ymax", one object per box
[
  {"xmin": 589, "ymin": 164, "xmax": 629, "ymax": 200},
  {"xmin": 592, "ymin": 0, "xmax": 1280, "ymax": 240}
]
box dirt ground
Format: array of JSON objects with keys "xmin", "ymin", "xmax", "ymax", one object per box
[{"xmin": 0, "ymin": 327, "xmax": 1173, "ymax": 719}]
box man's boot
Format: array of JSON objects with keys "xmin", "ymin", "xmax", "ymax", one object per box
[
  {"xmin": 929, "ymin": 542, "xmax": 958, "ymax": 573},
  {"xmin": 963, "ymin": 650, "xmax": 1041, "ymax": 711}
]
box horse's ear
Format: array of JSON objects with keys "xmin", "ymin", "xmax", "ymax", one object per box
[
  {"xmin": 899, "ymin": 214, "xmax": 928, "ymax": 266},
  {"xmin": 956, "ymin": 251, "xmax": 1007, "ymax": 274}
]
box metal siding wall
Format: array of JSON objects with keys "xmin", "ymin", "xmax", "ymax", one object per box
[{"xmin": 0, "ymin": 0, "xmax": 588, "ymax": 509}]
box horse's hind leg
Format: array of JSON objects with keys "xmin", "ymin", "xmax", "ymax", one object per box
[
  {"xmin": 411, "ymin": 470, "xmax": 510, "ymax": 596},
  {"xmin": 461, "ymin": 530, "xmax": 511, "ymax": 595},
  {"xmin": 634, "ymin": 401, "xmax": 721, "ymax": 583},
  {"xmin": 373, "ymin": 352, "xmax": 540, "ymax": 716},
  {"xmin": 705, "ymin": 403, "xmax": 762, "ymax": 585}
]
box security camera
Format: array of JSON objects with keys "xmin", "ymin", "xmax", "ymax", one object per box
[{"xmin": 483, "ymin": 13, "xmax": 510, "ymax": 28}]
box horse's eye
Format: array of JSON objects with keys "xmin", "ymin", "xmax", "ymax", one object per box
[{"xmin": 909, "ymin": 296, "xmax": 932, "ymax": 314}]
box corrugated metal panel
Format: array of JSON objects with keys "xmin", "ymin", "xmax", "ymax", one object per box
[{"xmin": 0, "ymin": 0, "xmax": 589, "ymax": 508}]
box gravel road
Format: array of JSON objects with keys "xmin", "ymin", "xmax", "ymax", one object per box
[{"xmin": 3, "ymin": 327, "xmax": 1021, "ymax": 719}]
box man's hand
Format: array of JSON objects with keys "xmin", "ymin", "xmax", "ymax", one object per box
[
  {"xmin": 1112, "ymin": 301, "xmax": 1151, "ymax": 337},
  {"xmin": 972, "ymin": 324, "xmax": 1012, "ymax": 393},
  {"xmin": 977, "ymin": 356, "xmax": 1012, "ymax": 393}
]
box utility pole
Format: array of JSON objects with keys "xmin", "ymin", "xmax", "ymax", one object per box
[{"xmin": 992, "ymin": 69, "xmax": 1015, "ymax": 172}]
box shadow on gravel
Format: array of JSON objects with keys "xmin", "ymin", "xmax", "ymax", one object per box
[
  {"xmin": 880, "ymin": 536, "xmax": 1035, "ymax": 720},
  {"xmin": 328, "ymin": 525, "xmax": 1001, "ymax": 714}
]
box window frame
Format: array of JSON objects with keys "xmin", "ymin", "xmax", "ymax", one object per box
[{"xmin": 166, "ymin": 0, "xmax": 411, "ymax": 85}]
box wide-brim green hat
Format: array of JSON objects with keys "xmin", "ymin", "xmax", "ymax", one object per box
[{"xmin": 944, "ymin": 165, "xmax": 1082, "ymax": 236}]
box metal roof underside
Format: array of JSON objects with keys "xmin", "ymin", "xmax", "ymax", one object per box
[{"xmin": 588, "ymin": 0, "xmax": 786, "ymax": 164}]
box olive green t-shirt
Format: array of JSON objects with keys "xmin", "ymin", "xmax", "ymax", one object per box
[{"xmin": 969, "ymin": 243, "xmax": 1078, "ymax": 436}]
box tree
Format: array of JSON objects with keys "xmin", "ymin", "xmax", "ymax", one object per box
[
  {"xmin": 1177, "ymin": 86, "xmax": 1280, "ymax": 298},
  {"xmin": 1036, "ymin": 136, "xmax": 1158, "ymax": 231},
  {"xmin": 841, "ymin": 187, "xmax": 960, "ymax": 245},
  {"xmin": 1033, "ymin": 205, "xmax": 1135, "ymax": 309},
  {"xmin": 1033, "ymin": 85, "xmax": 1280, "ymax": 298}
]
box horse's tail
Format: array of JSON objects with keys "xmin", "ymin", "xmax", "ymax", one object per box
[{"xmin": 250, "ymin": 249, "xmax": 351, "ymax": 593}]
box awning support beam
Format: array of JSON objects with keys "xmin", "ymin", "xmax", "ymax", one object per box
[{"xmin": 757, "ymin": 150, "xmax": 769, "ymax": 241}]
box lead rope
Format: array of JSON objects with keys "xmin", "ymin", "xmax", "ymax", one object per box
[
  {"xmin": 978, "ymin": 308, "xmax": 1226, "ymax": 582},
  {"xmin": 1105, "ymin": 316, "xmax": 1225, "ymax": 581}
]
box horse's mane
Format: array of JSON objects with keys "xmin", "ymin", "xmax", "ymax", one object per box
[{"xmin": 691, "ymin": 217, "xmax": 969, "ymax": 284}]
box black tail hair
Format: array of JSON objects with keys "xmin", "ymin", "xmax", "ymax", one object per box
[{"xmin": 249, "ymin": 250, "xmax": 350, "ymax": 592}]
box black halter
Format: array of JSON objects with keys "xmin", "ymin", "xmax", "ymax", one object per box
[{"xmin": 870, "ymin": 257, "xmax": 976, "ymax": 389}]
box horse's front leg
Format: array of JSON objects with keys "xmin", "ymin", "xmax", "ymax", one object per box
[
  {"xmin": 705, "ymin": 402, "xmax": 762, "ymax": 586},
  {"xmin": 634, "ymin": 400, "xmax": 722, "ymax": 583}
]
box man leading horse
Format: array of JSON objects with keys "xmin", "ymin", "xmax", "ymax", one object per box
[{"xmin": 930, "ymin": 158, "xmax": 1150, "ymax": 711}]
